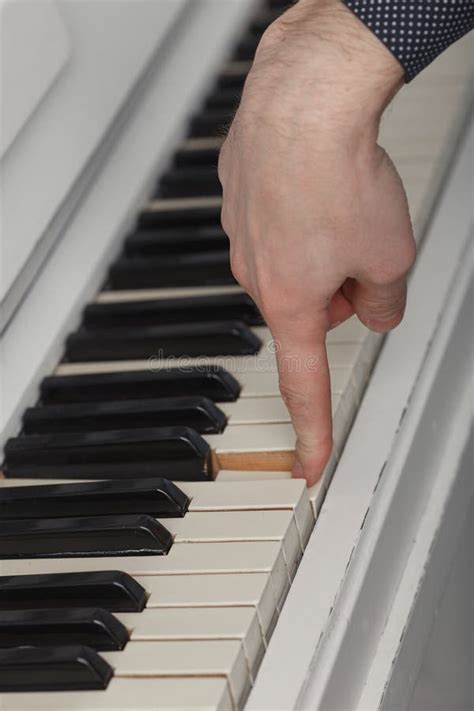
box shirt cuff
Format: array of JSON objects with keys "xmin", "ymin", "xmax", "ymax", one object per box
[{"xmin": 342, "ymin": 0, "xmax": 473, "ymax": 81}]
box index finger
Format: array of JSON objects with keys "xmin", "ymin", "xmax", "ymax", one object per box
[{"xmin": 270, "ymin": 316, "xmax": 333, "ymax": 486}]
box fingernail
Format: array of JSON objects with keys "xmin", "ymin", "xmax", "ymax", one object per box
[{"xmin": 292, "ymin": 459, "xmax": 304, "ymax": 479}]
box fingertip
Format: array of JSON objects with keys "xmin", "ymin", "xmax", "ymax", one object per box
[
  {"xmin": 293, "ymin": 440, "xmax": 333, "ymax": 487},
  {"xmin": 292, "ymin": 458, "xmax": 305, "ymax": 479}
]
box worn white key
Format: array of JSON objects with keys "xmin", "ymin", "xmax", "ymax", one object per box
[
  {"xmin": 119, "ymin": 607, "xmax": 264, "ymax": 678},
  {"xmin": 100, "ymin": 640, "xmax": 250, "ymax": 707},
  {"xmin": 0, "ymin": 678, "xmax": 234, "ymax": 711},
  {"xmin": 205, "ymin": 423, "xmax": 295, "ymax": 472},
  {"xmin": 140, "ymin": 572, "xmax": 278, "ymax": 637}
]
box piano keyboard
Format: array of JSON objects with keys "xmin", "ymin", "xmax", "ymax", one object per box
[{"xmin": 2, "ymin": 0, "xmax": 470, "ymax": 706}]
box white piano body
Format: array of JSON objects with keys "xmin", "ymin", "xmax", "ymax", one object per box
[{"xmin": 1, "ymin": 1, "xmax": 472, "ymax": 708}]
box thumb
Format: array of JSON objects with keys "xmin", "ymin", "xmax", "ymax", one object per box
[
  {"xmin": 343, "ymin": 276, "xmax": 407, "ymax": 332},
  {"xmin": 272, "ymin": 321, "xmax": 333, "ymax": 486}
]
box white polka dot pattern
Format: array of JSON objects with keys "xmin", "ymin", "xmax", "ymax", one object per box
[{"xmin": 343, "ymin": 0, "xmax": 473, "ymax": 80}]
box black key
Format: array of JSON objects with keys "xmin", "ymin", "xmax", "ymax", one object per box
[
  {"xmin": 188, "ymin": 109, "xmax": 234, "ymax": 138},
  {"xmin": 233, "ymin": 34, "xmax": 261, "ymax": 61},
  {"xmin": 125, "ymin": 224, "xmax": 227, "ymax": 256},
  {"xmin": 108, "ymin": 251, "xmax": 234, "ymax": 289},
  {"xmin": 0, "ymin": 514, "xmax": 173, "ymax": 558},
  {"xmin": 204, "ymin": 89, "xmax": 242, "ymax": 111},
  {"xmin": 65, "ymin": 321, "xmax": 261, "ymax": 362},
  {"xmin": 173, "ymin": 145, "xmax": 221, "ymax": 169},
  {"xmin": 0, "ymin": 478, "xmax": 190, "ymax": 520},
  {"xmin": 268, "ymin": 0, "xmax": 294, "ymax": 8},
  {"xmin": 23, "ymin": 397, "xmax": 227, "ymax": 435},
  {"xmin": 0, "ymin": 571, "xmax": 147, "ymax": 612},
  {"xmin": 0, "ymin": 645, "xmax": 113, "ymax": 692},
  {"xmin": 158, "ymin": 166, "xmax": 221, "ymax": 198},
  {"xmin": 40, "ymin": 368, "xmax": 241, "ymax": 405},
  {"xmin": 138, "ymin": 199, "xmax": 221, "ymax": 228},
  {"xmin": 0, "ymin": 607, "xmax": 129, "ymax": 651},
  {"xmin": 2, "ymin": 426, "xmax": 212, "ymax": 480},
  {"xmin": 83, "ymin": 294, "xmax": 262, "ymax": 329},
  {"xmin": 215, "ymin": 69, "xmax": 248, "ymax": 91},
  {"xmin": 249, "ymin": 9, "xmax": 283, "ymax": 34}
]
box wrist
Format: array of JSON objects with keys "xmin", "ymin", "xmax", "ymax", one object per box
[{"xmin": 255, "ymin": 0, "xmax": 404, "ymax": 143}]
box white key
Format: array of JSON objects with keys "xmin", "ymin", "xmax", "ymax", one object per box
[
  {"xmin": 0, "ymin": 677, "xmax": 234, "ymax": 711},
  {"xmin": 53, "ymin": 342, "xmax": 364, "ymax": 377},
  {"xmin": 177, "ymin": 135, "xmax": 224, "ymax": 151},
  {"xmin": 167, "ymin": 509, "xmax": 294, "ymax": 542},
  {"xmin": 221, "ymin": 397, "xmax": 290, "ymax": 424},
  {"xmin": 96, "ymin": 285, "xmax": 243, "ymax": 303},
  {"xmin": 140, "ymin": 572, "xmax": 277, "ymax": 637},
  {"xmin": 145, "ymin": 195, "xmax": 222, "ymax": 211},
  {"xmin": 162, "ymin": 509, "xmax": 302, "ymax": 575},
  {"xmin": 220, "ymin": 60, "xmax": 252, "ymax": 77},
  {"xmin": 236, "ymin": 369, "xmax": 339, "ymax": 398},
  {"xmin": 183, "ymin": 478, "xmax": 314, "ymax": 547},
  {"xmin": 100, "ymin": 640, "xmax": 250, "ymax": 707},
  {"xmin": 118, "ymin": 607, "xmax": 264, "ymax": 678},
  {"xmin": 215, "ymin": 470, "xmax": 291, "ymax": 482},
  {"xmin": 222, "ymin": 390, "xmax": 348, "ymax": 425},
  {"xmin": 0, "ymin": 541, "xmax": 288, "ymax": 605}
]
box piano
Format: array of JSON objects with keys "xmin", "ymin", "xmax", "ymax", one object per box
[{"xmin": 0, "ymin": 1, "xmax": 472, "ymax": 708}]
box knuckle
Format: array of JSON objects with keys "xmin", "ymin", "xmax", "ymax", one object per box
[
  {"xmin": 229, "ymin": 253, "xmax": 246, "ymax": 285},
  {"xmin": 220, "ymin": 205, "xmax": 233, "ymax": 237},
  {"xmin": 371, "ymin": 241, "xmax": 417, "ymax": 286},
  {"xmin": 399, "ymin": 238, "xmax": 417, "ymax": 273},
  {"xmin": 217, "ymin": 146, "xmax": 228, "ymax": 185}
]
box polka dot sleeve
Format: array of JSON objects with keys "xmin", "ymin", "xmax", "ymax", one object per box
[{"xmin": 342, "ymin": 0, "xmax": 473, "ymax": 80}]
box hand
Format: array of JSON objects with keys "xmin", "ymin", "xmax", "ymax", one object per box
[{"xmin": 218, "ymin": 0, "xmax": 416, "ymax": 486}]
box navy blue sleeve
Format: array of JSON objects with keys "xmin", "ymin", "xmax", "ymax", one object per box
[{"xmin": 342, "ymin": 0, "xmax": 473, "ymax": 80}]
